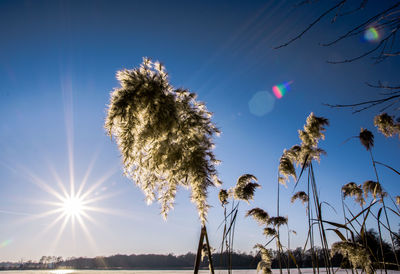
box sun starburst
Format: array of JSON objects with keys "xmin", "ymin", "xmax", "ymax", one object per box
[{"xmin": 62, "ymin": 195, "xmax": 84, "ymax": 218}]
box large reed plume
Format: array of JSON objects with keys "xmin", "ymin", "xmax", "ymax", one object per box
[
  {"xmin": 105, "ymin": 58, "xmax": 221, "ymax": 224},
  {"xmin": 105, "ymin": 58, "xmax": 221, "ymax": 273}
]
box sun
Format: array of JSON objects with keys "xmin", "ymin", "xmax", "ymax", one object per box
[{"xmin": 62, "ymin": 196, "xmax": 84, "ymax": 217}]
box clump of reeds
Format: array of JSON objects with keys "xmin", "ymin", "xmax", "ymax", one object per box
[
  {"xmin": 254, "ymin": 244, "xmax": 272, "ymax": 274},
  {"xmin": 276, "ymin": 113, "xmax": 331, "ymax": 273},
  {"xmin": 331, "ymin": 241, "xmax": 373, "ymax": 274}
]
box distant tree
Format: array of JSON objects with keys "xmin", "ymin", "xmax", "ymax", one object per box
[
  {"xmin": 355, "ymin": 229, "xmax": 394, "ymax": 266},
  {"xmin": 105, "ymin": 58, "xmax": 221, "ymax": 273}
]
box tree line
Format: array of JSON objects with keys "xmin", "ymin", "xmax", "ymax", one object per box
[{"xmin": 1, "ymin": 230, "xmax": 398, "ymax": 271}]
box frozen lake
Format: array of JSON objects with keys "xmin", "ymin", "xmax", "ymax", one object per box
[{"xmin": 1, "ymin": 270, "xmax": 400, "ymax": 274}]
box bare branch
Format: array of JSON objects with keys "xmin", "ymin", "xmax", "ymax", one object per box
[
  {"xmin": 327, "ymin": 38, "xmax": 386, "ymax": 64},
  {"xmin": 274, "ymin": 0, "xmax": 347, "ymax": 49},
  {"xmin": 324, "ymin": 94, "xmax": 400, "ymax": 113},
  {"xmin": 366, "ymin": 82, "xmax": 400, "ymax": 90}
]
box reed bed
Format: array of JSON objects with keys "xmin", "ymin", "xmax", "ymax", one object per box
[{"xmin": 216, "ymin": 113, "xmax": 400, "ymax": 274}]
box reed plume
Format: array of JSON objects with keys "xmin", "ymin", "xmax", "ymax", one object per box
[
  {"xmin": 254, "ymin": 244, "xmax": 272, "ymax": 274},
  {"xmin": 291, "ymin": 191, "xmax": 309, "ymax": 205},
  {"xmin": 267, "ymin": 216, "xmax": 288, "ymax": 227},
  {"xmin": 278, "ymin": 113, "xmax": 328, "ymax": 185},
  {"xmin": 218, "ymin": 189, "xmax": 229, "ymax": 206},
  {"xmin": 374, "ymin": 113, "xmax": 400, "ymax": 138},
  {"xmin": 331, "ymin": 241, "xmax": 373, "ymax": 274},
  {"xmin": 263, "ymin": 227, "xmax": 277, "ymax": 237},
  {"xmin": 246, "ymin": 208, "xmax": 269, "ymax": 225},
  {"xmin": 342, "ymin": 182, "xmax": 365, "ymax": 206},
  {"xmin": 105, "ymin": 58, "xmax": 221, "ymax": 223},
  {"xmin": 278, "ymin": 151, "xmax": 296, "ymax": 186},
  {"xmin": 359, "ymin": 128, "xmax": 374, "ymax": 150},
  {"xmin": 362, "ymin": 180, "xmax": 386, "ymax": 200},
  {"xmin": 233, "ymin": 174, "xmax": 260, "ymax": 202}
]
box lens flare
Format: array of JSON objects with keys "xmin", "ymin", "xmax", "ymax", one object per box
[
  {"xmin": 364, "ymin": 27, "xmax": 379, "ymax": 42},
  {"xmin": 272, "ymin": 81, "xmax": 293, "ymax": 99},
  {"xmin": 0, "ymin": 239, "xmax": 13, "ymax": 248},
  {"xmin": 249, "ymin": 91, "xmax": 275, "ymax": 116}
]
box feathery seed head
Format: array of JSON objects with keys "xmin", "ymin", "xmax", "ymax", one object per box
[
  {"xmin": 300, "ymin": 112, "xmax": 329, "ymax": 147},
  {"xmin": 267, "ymin": 216, "xmax": 288, "ymax": 227},
  {"xmin": 105, "ymin": 58, "xmax": 220, "ymax": 224},
  {"xmin": 278, "ymin": 151, "xmax": 297, "ymax": 186},
  {"xmin": 291, "ymin": 191, "xmax": 309, "ymax": 205},
  {"xmin": 233, "ymin": 174, "xmax": 260, "ymax": 202},
  {"xmin": 246, "ymin": 208, "xmax": 269, "ymax": 225},
  {"xmin": 279, "ymin": 113, "xmax": 328, "ymax": 179},
  {"xmin": 331, "ymin": 241, "xmax": 373, "ymax": 274},
  {"xmin": 254, "ymin": 244, "xmax": 272, "ymax": 274},
  {"xmin": 359, "ymin": 128, "xmax": 374, "ymax": 151},
  {"xmin": 263, "ymin": 227, "xmax": 277, "ymax": 237},
  {"xmin": 342, "ymin": 182, "xmax": 365, "ymax": 206},
  {"xmin": 374, "ymin": 113, "xmax": 400, "ymax": 138},
  {"xmin": 362, "ymin": 180, "xmax": 386, "ymax": 201},
  {"xmin": 218, "ymin": 189, "xmax": 229, "ymax": 206}
]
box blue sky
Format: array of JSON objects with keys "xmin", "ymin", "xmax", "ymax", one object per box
[{"xmin": 0, "ymin": 0, "xmax": 399, "ymax": 262}]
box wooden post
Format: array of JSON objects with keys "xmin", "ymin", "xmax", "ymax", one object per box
[
  {"xmin": 204, "ymin": 226, "xmax": 215, "ymax": 274},
  {"xmin": 194, "ymin": 226, "xmax": 205, "ymax": 274}
]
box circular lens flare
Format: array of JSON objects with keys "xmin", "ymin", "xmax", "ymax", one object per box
[{"xmin": 364, "ymin": 27, "xmax": 379, "ymax": 42}]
